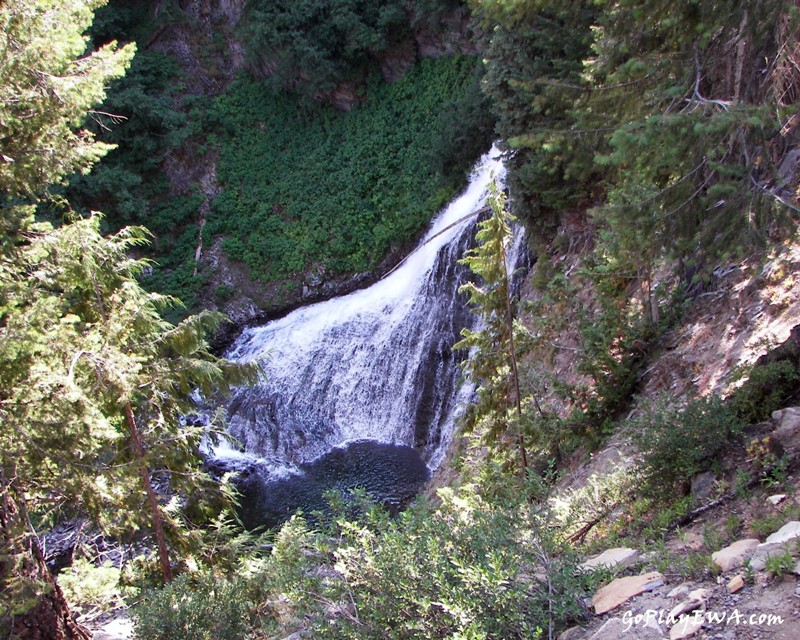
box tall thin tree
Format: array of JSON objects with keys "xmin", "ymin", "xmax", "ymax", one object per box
[{"xmin": 457, "ymin": 182, "xmax": 528, "ymax": 475}]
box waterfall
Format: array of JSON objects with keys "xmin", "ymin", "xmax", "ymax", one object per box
[{"xmin": 210, "ymin": 147, "xmax": 527, "ymax": 527}]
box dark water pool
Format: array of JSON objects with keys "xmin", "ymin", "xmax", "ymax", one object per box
[{"xmin": 223, "ymin": 440, "xmax": 430, "ymax": 529}]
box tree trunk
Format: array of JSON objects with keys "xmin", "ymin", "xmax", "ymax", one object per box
[
  {"xmin": 1, "ymin": 470, "xmax": 90, "ymax": 640},
  {"xmin": 124, "ymin": 403, "xmax": 173, "ymax": 584},
  {"xmin": 500, "ymin": 245, "xmax": 528, "ymax": 476}
]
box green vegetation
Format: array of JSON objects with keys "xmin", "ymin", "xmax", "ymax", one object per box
[
  {"xmin": 241, "ymin": 0, "xmax": 467, "ymax": 98},
  {"xmin": 133, "ymin": 487, "xmax": 599, "ymax": 640},
  {"xmin": 479, "ymin": 0, "xmax": 799, "ymax": 258},
  {"xmin": 456, "ymin": 185, "xmax": 529, "ymax": 473},
  {"xmin": 630, "ymin": 396, "xmax": 743, "ymax": 499},
  {"xmin": 133, "ymin": 571, "xmax": 252, "ymax": 640},
  {"xmin": 477, "ymin": 0, "xmax": 599, "ymax": 241},
  {"xmin": 5, "ymin": 0, "xmax": 800, "ymax": 638},
  {"xmin": 210, "ymin": 55, "xmax": 492, "ymax": 281},
  {"xmin": 74, "ymin": 7, "xmax": 492, "ymax": 306},
  {"xmin": 57, "ymin": 560, "xmax": 130, "ymax": 618},
  {"xmin": 730, "ymin": 360, "xmax": 800, "ymax": 424},
  {"xmin": 67, "ymin": 43, "xmax": 212, "ymax": 311},
  {"xmin": 1, "ymin": 0, "xmax": 133, "ymax": 631},
  {"xmin": 764, "ymin": 549, "xmax": 796, "ymax": 577},
  {"xmin": 0, "ymin": 1, "xmax": 255, "ymax": 634}
]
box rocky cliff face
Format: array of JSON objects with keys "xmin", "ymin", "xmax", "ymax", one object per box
[{"xmin": 152, "ymin": 0, "xmax": 245, "ymax": 94}]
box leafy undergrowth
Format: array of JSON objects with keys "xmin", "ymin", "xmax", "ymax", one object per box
[
  {"xmin": 209, "ymin": 55, "xmax": 491, "ymax": 283},
  {"xmin": 118, "ymin": 486, "xmax": 602, "ymax": 640}
]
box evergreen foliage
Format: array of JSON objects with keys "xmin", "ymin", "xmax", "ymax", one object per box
[
  {"xmin": 57, "ymin": 0, "xmax": 494, "ymax": 310},
  {"xmin": 476, "ymin": 0, "xmax": 800, "ymax": 261},
  {"xmin": 69, "ymin": 50, "xmax": 196, "ymax": 226},
  {"xmin": 479, "ymin": 1, "xmax": 598, "ymax": 242},
  {"xmin": 66, "ymin": 43, "xmax": 210, "ymax": 313},
  {"xmin": 0, "ymin": 1, "xmax": 256, "ymax": 633},
  {"xmin": 240, "ymin": 0, "xmax": 469, "ymax": 98},
  {"xmin": 1, "ymin": 2, "xmax": 134, "ymax": 633},
  {"xmin": 470, "ymin": 0, "xmax": 800, "ymax": 464},
  {"xmin": 456, "ymin": 184, "xmax": 529, "ymax": 473}
]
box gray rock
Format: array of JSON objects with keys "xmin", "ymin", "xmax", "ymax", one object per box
[
  {"xmin": 667, "ymin": 588, "xmax": 711, "ymax": 622},
  {"xmin": 772, "ymin": 407, "xmax": 800, "ymax": 455},
  {"xmin": 711, "ymin": 538, "xmax": 760, "ymax": 572},
  {"xmin": 749, "ymin": 521, "xmax": 800, "ymax": 571},
  {"xmin": 581, "ymin": 547, "xmax": 639, "ymax": 571},
  {"xmin": 690, "ymin": 471, "xmax": 716, "ymax": 504}
]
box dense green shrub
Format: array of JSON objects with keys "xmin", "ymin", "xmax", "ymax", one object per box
[
  {"xmin": 319, "ymin": 487, "xmax": 597, "ymax": 639},
  {"xmin": 630, "ymin": 395, "xmax": 744, "ymax": 497},
  {"xmin": 729, "ymin": 360, "xmax": 800, "ymax": 425},
  {"xmin": 133, "ymin": 487, "xmax": 595, "ymax": 640},
  {"xmin": 132, "ymin": 572, "xmax": 251, "ymax": 640},
  {"xmin": 210, "ymin": 55, "xmax": 492, "ymax": 281}
]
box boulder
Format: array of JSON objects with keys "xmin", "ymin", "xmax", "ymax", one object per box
[
  {"xmin": 772, "ymin": 407, "xmax": 800, "ymax": 455},
  {"xmin": 588, "ymin": 616, "xmax": 664, "ymax": 640},
  {"xmin": 669, "ymin": 614, "xmax": 703, "ymax": 640},
  {"xmin": 581, "ymin": 547, "xmax": 639, "ymax": 571},
  {"xmin": 592, "ymin": 571, "xmax": 665, "ymax": 615},
  {"xmin": 711, "ymin": 539, "xmax": 760, "ymax": 572},
  {"xmin": 748, "ymin": 521, "xmax": 800, "ymax": 571}
]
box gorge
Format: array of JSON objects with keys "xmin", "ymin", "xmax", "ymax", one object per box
[{"xmin": 207, "ymin": 147, "xmax": 527, "ymax": 528}]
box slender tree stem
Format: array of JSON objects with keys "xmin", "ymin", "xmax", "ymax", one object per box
[
  {"xmin": 124, "ymin": 403, "xmax": 172, "ymax": 584},
  {"xmin": 500, "ymin": 240, "xmax": 528, "ymax": 475}
]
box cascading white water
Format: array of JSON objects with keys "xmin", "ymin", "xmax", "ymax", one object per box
[
  {"xmin": 210, "ymin": 147, "xmax": 526, "ymax": 526},
  {"xmin": 221, "ymin": 148, "xmax": 503, "ymax": 462}
]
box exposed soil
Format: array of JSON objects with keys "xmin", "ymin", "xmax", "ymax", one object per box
[{"xmin": 542, "ymin": 229, "xmax": 800, "ymax": 640}]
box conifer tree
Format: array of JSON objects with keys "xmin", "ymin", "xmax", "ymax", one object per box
[
  {"xmin": 456, "ymin": 183, "xmax": 528, "ymax": 474},
  {"xmin": 1, "ymin": 2, "xmax": 134, "ymax": 636},
  {"xmin": 0, "ymin": 2, "xmax": 255, "ymax": 636},
  {"xmin": 475, "ymin": 0, "xmax": 598, "ymax": 242}
]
